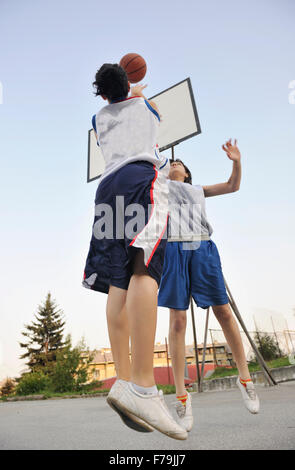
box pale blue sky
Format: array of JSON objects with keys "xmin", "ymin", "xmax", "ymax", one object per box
[{"xmin": 0, "ymin": 0, "xmax": 295, "ymax": 379}]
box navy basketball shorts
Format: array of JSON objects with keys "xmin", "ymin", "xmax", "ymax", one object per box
[
  {"xmin": 83, "ymin": 161, "xmax": 169, "ymax": 294},
  {"xmin": 158, "ymin": 240, "xmax": 229, "ymax": 310}
]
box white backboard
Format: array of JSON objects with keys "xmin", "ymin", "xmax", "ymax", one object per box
[
  {"xmin": 87, "ymin": 77, "xmax": 201, "ymax": 182},
  {"xmin": 87, "ymin": 129, "xmax": 105, "ymax": 182}
]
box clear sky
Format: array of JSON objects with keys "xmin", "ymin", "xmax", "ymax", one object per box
[{"xmin": 0, "ymin": 0, "xmax": 295, "ymax": 379}]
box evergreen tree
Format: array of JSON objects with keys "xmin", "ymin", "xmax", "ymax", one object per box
[
  {"xmin": 19, "ymin": 293, "xmax": 67, "ymax": 373},
  {"xmin": 50, "ymin": 335, "xmax": 95, "ymax": 393}
]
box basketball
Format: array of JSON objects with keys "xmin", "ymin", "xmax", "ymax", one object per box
[{"xmin": 119, "ymin": 53, "xmax": 147, "ymax": 84}]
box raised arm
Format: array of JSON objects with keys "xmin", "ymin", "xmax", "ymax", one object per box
[
  {"xmin": 130, "ymin": 84, "xmax": 160, "ymax": 115},
  {"xmin": 203, "ymin": 139, "xmax": 241, "ymax": 198}
]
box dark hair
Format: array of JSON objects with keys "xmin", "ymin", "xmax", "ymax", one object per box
[
  {"xmin": 170, "ymin": 158, "xmax": 192, "ymax": 184},
  {"xmin": 92, "ymin": 63, "xmax": 129, "ymax": 102}
]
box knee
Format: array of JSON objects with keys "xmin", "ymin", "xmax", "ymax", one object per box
[
  {"xmin": 170, "ymin": 311, "xmax": 187, "ymax": 334},
  {"xmin": 107, "ymin": 307, "xmax": 128, "ymax": 328},
  {"xmin": 213, "ymin": 304, "xmax": 232, "ymax": 322}
]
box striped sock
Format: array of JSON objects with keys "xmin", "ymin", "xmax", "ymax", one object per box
[
  {"xmin": 239, "ymin": 377, "xmax": 252, "ymax": 388},
  {"xmin": 176, "ymin": 393, "xmax": 188, "ymax": 407}
]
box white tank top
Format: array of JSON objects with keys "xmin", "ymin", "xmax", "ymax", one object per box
[
  {"xmin": 93, "ymin": 96, "xmax": 169, "ymax": 184},
  {"xmin": 167, "ymin": 180, "xmax": 213, "ymax": 241}
]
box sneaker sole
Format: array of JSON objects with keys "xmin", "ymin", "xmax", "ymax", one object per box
[
  {"xmin": 107, "ymin": 396, "xmax": 154, "ymax": 433},
  {"xmin": 108, "ymin": 395, "xmax": 187, "ymax": 440}
]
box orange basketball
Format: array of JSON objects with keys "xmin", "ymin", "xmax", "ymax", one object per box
[{"xmin": 119, "ymin": 53, "xmax": 147, "ymax": 84}]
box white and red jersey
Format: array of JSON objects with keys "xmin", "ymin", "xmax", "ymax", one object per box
[
  {"xmin": 92, "ymin": 96, "xmax": 169, "ymax": 184},
  {"xmin": 167, "ymin": 181, "xmax": 213, "ymax": 241}
]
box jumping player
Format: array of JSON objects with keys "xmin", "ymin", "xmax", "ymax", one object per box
[
  {"xmin": 158, "ymin": 140, "xmax": 260, "ymax": 431},
  {"xmin": 82, "ymin": 63, "xmax": 187, "ymax": 440}
]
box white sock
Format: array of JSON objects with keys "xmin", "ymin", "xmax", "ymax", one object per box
[{"xmin": 131, "ymin": 382, "xmax": 158, "ymax": 396}]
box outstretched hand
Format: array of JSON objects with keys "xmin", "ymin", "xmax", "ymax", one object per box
[
  {"xmin": 222, "ymin": 139, "xmax": 241, "ymax": 162},
  {"xmin": 131, "ymin": 83, "xmax": 147, "ymax": 97}
]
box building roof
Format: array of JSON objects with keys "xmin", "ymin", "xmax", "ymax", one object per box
[
  {"xmin": 88, "ymin": 350, "xmax": 114, "ymax": 364},
  {"xmin": 87, "ymin": 341, "xmax": 231, "ymax": 365}
]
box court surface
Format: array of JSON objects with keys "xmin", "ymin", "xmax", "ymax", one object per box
[{"xmin": 0, "ymin": 381, "xmax": 294, "ymax": 450}]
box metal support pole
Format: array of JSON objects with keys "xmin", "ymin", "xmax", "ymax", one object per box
[
  {"xmin": 209, "ymin": 328, "xmax": 218, "ymax": 368},
  {"xmin": 171, "ymin": 146, "xmax": 175, "ymax": 161},
  {"xmin": 284, "ymin": 330, "xmax": 291, "ymax": 354},
  {"xmin": 285, "ymin": 319, "xmax": 295, "ymax": 353},
  {"xmin": 190, "ymin": 297, "xmax": 201, "ymax": 391},
  {"xmin": 200, "ymin": 307, "xmax": 210, "ymax": 392},
  {"xmin": 271, "ymin": 316, "xmax": 282, "ymax": 357},
  {"xmin": 224, "ymin": 277, "xmax": 277, "ymax": 386}
]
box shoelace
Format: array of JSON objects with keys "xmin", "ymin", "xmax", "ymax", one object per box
[
  {"xmin": 172, "ymin": 400, "xmax": 186, "ymax": 418},
  {"xmin": 246, "ymin": 385, "xmax": 257, "ymax": 401}
]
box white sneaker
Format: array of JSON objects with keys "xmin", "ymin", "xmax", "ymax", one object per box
[
  {"xmin": 107, "ymin": 379, "xmax": 154, "ymax": 433},
  {"xmin": 237, "ymin": 377, "xmax": 260, "ymax": 414},
  {"xmin": 174, "ymin": 392, "xmax": 194, "ymax": 432},
  {"xmin": 107, "ymin": 381, "xmax": 188, "ymax": 440}
]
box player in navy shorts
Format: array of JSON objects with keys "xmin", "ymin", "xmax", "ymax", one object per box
[
  {"xmin": 82, "ymin": 63, "xmax": 187, "ymax": 440},
  {"xmin": 158, "ymin": 140, "xmax": 260, "ymax": 430}
]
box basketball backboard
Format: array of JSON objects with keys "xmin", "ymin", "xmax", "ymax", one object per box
[{"xmin": 87, "ymin": 77, "xmax": 201, "ymax": 182}]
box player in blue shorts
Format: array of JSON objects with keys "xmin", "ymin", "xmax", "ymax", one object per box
[
  {"xmin": 158, "ymin": 140, "xmax": 260, "ymax": 430},
  {"xmin": 82, "ymin": 63, "xmax": 187, "ymax": 440}
]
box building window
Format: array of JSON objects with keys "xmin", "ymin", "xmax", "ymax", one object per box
[{"xmin": 93, "ymin": 370, "xmax": 100, "ymax": 379}]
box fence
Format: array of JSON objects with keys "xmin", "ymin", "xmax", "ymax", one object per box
[{"xmin": 208, "ymin": 328, "xmax": 295, "ymax": 363}]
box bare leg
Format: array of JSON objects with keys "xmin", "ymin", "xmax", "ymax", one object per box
[
  {"xmin": 169, "ymin": 309, "xmax": 187, "ymax": 396},
  {"xmin": 106, "ymin": 285, "xmax": 131, "ymax": 381},
  {"xmin": 126, "ymin": 250, "xmax": 158, "ymax": 387},
  {"xmin": 212, "ymin": 303, "xmax": 251, "ymax": 380}
]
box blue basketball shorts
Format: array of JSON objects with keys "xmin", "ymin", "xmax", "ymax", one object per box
[
  {"xmin": 158, "ymin": 240, "xmax": 228, "ymax": 310},
  {"xmin": 83, "ymin": 161, "xmax": 168, "ymax": 294}
]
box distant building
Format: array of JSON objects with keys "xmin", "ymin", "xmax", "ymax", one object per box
[{"xmin": 82, "ymin": 341, "xmax": 233, "ymax": 383}]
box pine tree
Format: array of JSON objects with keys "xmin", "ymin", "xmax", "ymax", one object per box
[{"xmin": 19, "ymin": 293, "xmax": 67, "ymax": 374}]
